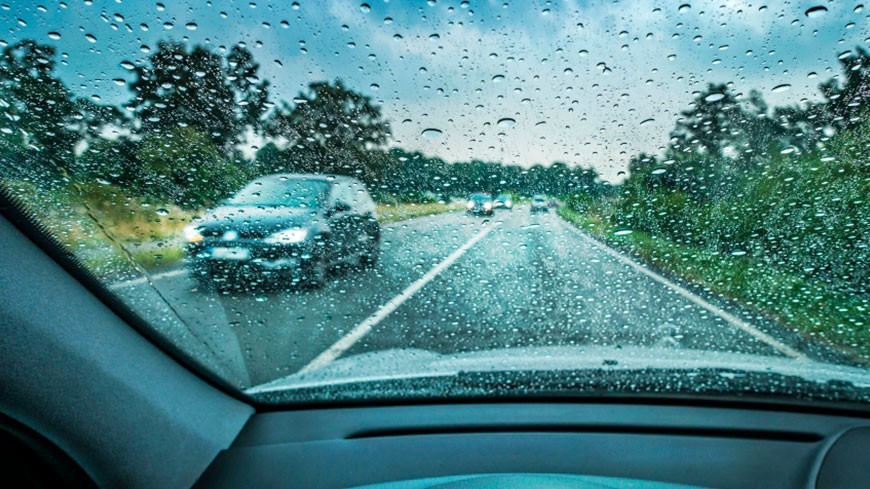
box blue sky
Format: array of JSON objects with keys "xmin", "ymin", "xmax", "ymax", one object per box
[{"xmin": 2, "ymin": 0, "xmax": 867, "ymax": 180}]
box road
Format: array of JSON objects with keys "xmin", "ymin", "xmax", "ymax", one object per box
[{"xmin": 112, "ymin": 208, "xmax": 814, "ymax": 387}]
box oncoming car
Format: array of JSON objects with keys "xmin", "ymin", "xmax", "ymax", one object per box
[
  {"xmin": 494, "ymin": 193, "xmax": 513, "ymax": 210},
  {"xmin": 184, "ymin": 174, "xmax": 379, "ymax": 289},
  {"xmin": 465, "ymin": 193, "xmax": 494, "ymax": 216},
  {"xmin": 530, "ymin": 195, "xmax": 549, "ymax": 213}
]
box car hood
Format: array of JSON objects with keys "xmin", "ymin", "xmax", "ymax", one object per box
[
  {"xmin": 246, "ymin": 345, "xmax": 870, "ymax": 405},
  {"xmin": 194, "ymin": 205, "xmax": 320, "ymax": 237}
]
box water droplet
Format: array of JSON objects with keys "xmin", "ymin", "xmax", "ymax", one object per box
[
  {"xmin": 370, "ymin": 83, "xmax": 379, "ymax": 90},
  {"xmin": 730, "ymin": 250, "xmax": 747, "ymax": 257},
  {"xmin": 678, "ymin": 3, "xmax": 691, "ymax": 13},
  {"xmin": 84, "ymin": 33, "xmax": 97, "ymax": 43},
  {"xmin": 429, "ymin": 33, "xmax": 440, "ymax": 41},
  {"xmin": 639, "ymin": 118, "xmax": 654, "ymax": 126},
  {"xmin": 48, "ymin": 32, "xmax": 61, "ymax": 40},
  {"xmin": 614, "ymin": 229, "xmax": 633, "ymax": 236},
  {"xmin": 421, "ymin": 128, "xmax": 443, "ymax": 139},
  {"xmin": 291, "ymin": 2, "xmax": 300, "ymax": 9},
  {"xmin": 155, "ymin": 208, "xmax": 170, "ymax": 216},
  {"xmin": 383, "ymin": 17, "xmax": 393, "ymax": 24},
  {"xmin": 491, "ymin": 74, "xmax": 505, "ymax": 83},
  {"xmin": 804, "ymin": 6, "xmax": 828, "ymax": 18},
  {"xmin": 120, "ymin": 61, "xmax": 135, "ymax": 70},
  {"xmin": 360, "ymin": 3, "xmax": 371, "ymax": 13},
  {"xmin": 771, "ymin": 84, "xmax": 791, "ymax": 93},
  {"xmin": 704, "ymin": 93, "xmax": 725, "ymax": 102},
  {"xmin": 112, "ymin": 78, "xmax": 125, "ymax": 86},
  {"xmin": 497, "ymin": 117, "xmax": 516, "ymax": 128},
  {"xmin": 185, "ymin": 22, "xmax": 198, "ymax": 30}
]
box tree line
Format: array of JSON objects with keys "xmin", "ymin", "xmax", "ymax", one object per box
[
  {"xmin": 567, "ymin": 47, "xmax": 868, "ymax": 294},
  {"xmin": 0, "ymin": 38, "xmax": 606, "ymax": 209}
]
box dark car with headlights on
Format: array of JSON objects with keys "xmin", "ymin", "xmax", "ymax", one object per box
[
  {"xmin": 184, "ymin": 174, "xmax": 379, "ymax": 289},
  {"xmin": 530, "ymin": 195, "xmax": 549, "ymax": 213},
  {"xmin": 466, "ymin": 193, "xmax": 494, "ymax": 216}
]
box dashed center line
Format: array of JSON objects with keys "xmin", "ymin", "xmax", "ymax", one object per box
[{"xmin": 298, "ymin": 221, "xmax": 502, "ymax": 374}]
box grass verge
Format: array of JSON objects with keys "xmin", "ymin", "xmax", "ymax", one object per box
[
  {"xmin": 377, "ymin": 201, "xmax": 464, "ymax": 223},
  {"xmin": 558, "ymin": 207, "xmax": 868, "ymax": 363}
]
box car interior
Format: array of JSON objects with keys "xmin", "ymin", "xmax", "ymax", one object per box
[{"xmin": 2, "ymin": 206, "xmax": 868, "ymax": 488}]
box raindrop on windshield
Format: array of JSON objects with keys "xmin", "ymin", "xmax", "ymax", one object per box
[
  {"xmin": 771, "ymin": 84, "xmax": 791, "ymax": 93},
  {"xmin": 48, "ymin": 32, "xmax": 61, "ymax": 40},
  {"xmin": 492, "ymin": 75, "xmax": 505, "ymax": 83},
  {"xmin": 704, "ymin": 93, "xmax": 725, "ymax": 102},
  {"xmin": 421, "ymin": 128, "xmax": 443, "ymax": 139},
  {"xmin": 497, "ymin": 118, "xmax": 516, "ymax": 128},
  {"xmin": 360, "ymin": 3, "xmax": 371, "ymax": 13},
  {"xmin": 804, "ymin": 6, "xmax": 828, "ymax": 18}
]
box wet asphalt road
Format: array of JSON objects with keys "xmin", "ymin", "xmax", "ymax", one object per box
[{"xmin": 113, "ymin": 208, "xmax": 800, "ymax": 387}]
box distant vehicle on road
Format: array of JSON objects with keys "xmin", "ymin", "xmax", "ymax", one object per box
[
  {"xmin": 466, "ymin": 193, "xmax": 494, "ymax": 216},
  {"xmin": 184, "ymin": 174, "xmax": 380, "ymax": 289},
  {"xmin": 530, "ymin": 195, "xmax": 549, "ymax": 213},
  {"xmin": 494, "ymin": 194, "xmax": 514, "ymax": 210}
]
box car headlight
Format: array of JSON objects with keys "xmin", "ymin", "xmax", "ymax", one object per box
[
  {"xmin": 183, "ymin": 224, "xmax": 203, "ymax": 243},
  {"xmin": 265, "ymin": 227, "xmax": 308, "ymax": 244},
  {"xmin": 483, "ymin": 202, "xmax": 492, "ymax": 210},
  {"xmin": 466, "ymin": 201, "xmax": 475, "ymax": 210}
]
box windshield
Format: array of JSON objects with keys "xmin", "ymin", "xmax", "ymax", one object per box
[
  {"xmin": 226, "ymin": 177, "xmax": 329, "ymax": 208},
  {"xmin": 0, "ymin": 1, "xmax": 867, "ymax": 406}
]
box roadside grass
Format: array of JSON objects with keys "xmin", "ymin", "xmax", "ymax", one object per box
[
  {"xmin": 558, "ymin": 207, "xmax": 869, "ymax": 363},
  {"xmin": 377, "ymin": 201, "xmax": 464, "ymax": 223},
  {"xmin": 3, "ymin": 178, "xmax": 464, "ymax": 281}
]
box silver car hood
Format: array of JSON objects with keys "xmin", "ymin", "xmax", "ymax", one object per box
[{"xmin": 247, "ymin": 345, "xmax": 870, "ymax": 395}]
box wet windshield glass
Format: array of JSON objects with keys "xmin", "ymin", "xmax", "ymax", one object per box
[
  {"xmin": 227, "ymin": 178, "xmax": 329, "ymax": 207},
  {"xmin": 0, "ymin": 1, "xmax": 867, "ymax": 405}
]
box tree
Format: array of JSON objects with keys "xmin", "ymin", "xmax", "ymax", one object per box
[
  {"xmin": 266, "ymin": 79, "xmax": 391, "ymax": 178},
  {"xmin": 226, "ymin": 45, "xmax": 270, "ymax": 130},
  {"xmin": 819, "ymin": 47, "xmax": 870, "ymax": 129},
  {"xmin": 137, "ymin": 127, "xmax": 247, "ymax": 208},
  {"xmin": 0, "ymin": 40, "xmax": 77, "ymax": 168},
  {"xmin": 128, "ymin": 42, "xmax": 266, "ymax": 150}
]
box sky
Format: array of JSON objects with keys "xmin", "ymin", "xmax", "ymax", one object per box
[{"xmin": 1, "ymin": 0, "xmax": 867, "ymax": 181}]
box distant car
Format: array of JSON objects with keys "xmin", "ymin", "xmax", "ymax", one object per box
[
  {"xmin": 494, "ymin": 194, "xmax": 513, "ymax": 210},
  {"xmin": 530, "ymin": 195, "xmax": 549, "ymax": 213},
  {"xmin": 184, "ymin": 174, "xmax": 380, "ymax": 289},
  {"xmin": 466, "ymin": 193, "xmax": 494, "ymax": 216}
]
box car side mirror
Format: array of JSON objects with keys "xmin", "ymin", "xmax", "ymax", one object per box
[{"xmin": 327, "ymin": 201, "xmax": 351, "ymax": 216}]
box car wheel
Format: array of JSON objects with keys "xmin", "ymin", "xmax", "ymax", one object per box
[
  {"xmin": 304, "ymin": 257, "xmax": 328, "ymax": 288},
  {"xmin": 360, "ymin": 235, "xmax": 380, "ymax": 268}
]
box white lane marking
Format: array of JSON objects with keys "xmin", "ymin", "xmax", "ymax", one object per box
[
  {"xmin": 109, "ymin": 268, "xmax": 187, "ymax": 290},
  {"xmin": 299, "ymin": 222, "xmax": 502, "ymax": 374},
  {"xmin": 558, "ymin": 219, "xmax": 809, "ymax": 360}
]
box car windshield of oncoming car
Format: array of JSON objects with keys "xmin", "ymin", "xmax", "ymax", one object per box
[
  {"xmin": 0, "ymin": 1, "xmax": 867, "ymax": 406},
  {"xmin": 227, "ymin": 178, "xmax": 330, "ymax": 208}
]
